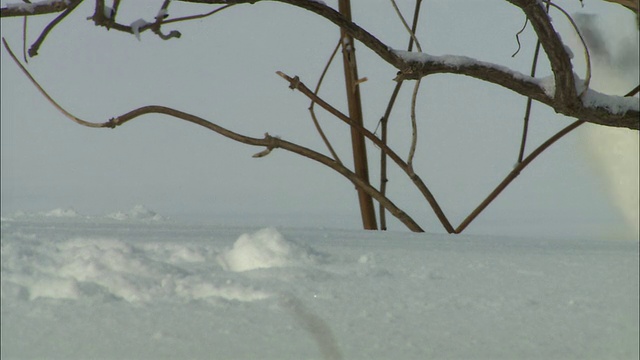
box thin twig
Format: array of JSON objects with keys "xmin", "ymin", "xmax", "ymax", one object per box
[
  {"xmin": 378, "ymin": 0, "xmax": 423, "ymax": 230},
  {"xmin": 511, "ymin": 17, "xmax": 528, "ymax": 57},
  {"xmin": 454, "ymin": 84, "xmax": 639, "ymax": 234},
  {"xmin": 27, "ymin": 0, "xmax": 83, "ymax": 57},
  {"xmin": 150, "ymin": 0, "xmax": 181, "ymax": 40},
  {"xmin": 308, "ymin": 39, "xmax": 343, "ymax": 164},
  {"xmin": 389, "ymin": 0, "xmax": 422, "ymax": 52},
  {"xmin": 163, "ymin": 4, "xmax": 234, "ymax": 24},
  {"xmin": 517, "ymin": 1, "xmax": 549, "ymax": 163},
  {"xmin": 21, "ymin": 0, "xmax": 30, "ymax": 63},
  {"xmin": 407, "ymin": 79, "xmax": 420, "ymax": 171},
  {"xmin": 454, "ymin": 119, "xmax": 585, "ymax": 233},
  {"xmin": 3, "ymin": 38, "xmax": 106, "ymax": 128},
  {"xmin": 390, "ymin": 0, "xmax": 423, "ymax": 171},
  {"xmin": 377, "ymin": 83, "xmax": 402, "ymax": 230},
  {"xmin": 22, "ymin": 9, "xmax": 28, "ymax": 63}
]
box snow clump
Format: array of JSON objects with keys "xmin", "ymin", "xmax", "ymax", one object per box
[{"xmin": 217, "ymin": 227, "xmax": 320, "ymax": 272}]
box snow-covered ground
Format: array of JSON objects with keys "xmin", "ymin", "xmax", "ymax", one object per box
[{"xmin": 1, "ymin": 207, "xmax": 638, "ymax": 359}]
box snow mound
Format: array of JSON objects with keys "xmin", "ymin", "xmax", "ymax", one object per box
[
  {"xmin": 107, "ymin": 205, "xmax": 166, "ymax": 221},
  {"xmin": 217, "ymin": 227, "xmax": 320, "ymax": 272}
]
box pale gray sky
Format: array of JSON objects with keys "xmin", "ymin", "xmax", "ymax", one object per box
[{"xmin": 1, "ymin": 0, "xmax": 637, "ymax": 237}]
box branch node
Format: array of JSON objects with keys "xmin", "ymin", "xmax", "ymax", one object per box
[
  {"xmin": 106, "ymin": 118, "xmax": 118, "ymax": 128},
  {"xmin": 289, "ymin": 75, "xmax": 301, "ymax": 90},
  {"xmin": 252, "ymin": 132, "xmax": 280, "ymax": 158}
]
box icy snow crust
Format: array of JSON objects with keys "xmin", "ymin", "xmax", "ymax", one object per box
[{"xmin": 1, "ymin": 213, "xmax": 638, "ymax": 359}]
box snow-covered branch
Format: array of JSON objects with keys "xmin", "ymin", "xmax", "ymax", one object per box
[
  {"xmin": 394, "ymin": 51, "xmax": 639, "ymax": 129},
  {"xmin": 0, "ymin": 0, "xmax": 77, "ymax": 17},
  {"xmin": 175, "ymin": 0, "xmax": 638, "ymax": 129}
]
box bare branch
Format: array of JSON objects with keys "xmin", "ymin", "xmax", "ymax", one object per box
[
  {"xmin": 21, "ymin": 4, "xmax": 28, "ymax": 63},
  {"xmin": 454, "ymin": 119, "xmax": 586, "ymax": 234},
  {"xmin": 277, "ymin": 71, "xmax": 455, "ymax": 233},
  {"xmin": 3, "ymin": 38, "xmax": 108, "ymax": 127},
  {"xmin": 3, "ymin": 37, "xmax": 423, "ymax": 231},
  {"xmin": 407, "ymin": 79, "xmax": 420, "ymax": 171},
  {"xmin": 309, "ymin": 38, "xmax": 343, "ymax": 164},
  {"xmin": 27, "ymin": 0, "xmax": 83, "ymax": 57},
  {"xmin": 112, "ymin": 105, "xmax": 425, "ymax": 232}
]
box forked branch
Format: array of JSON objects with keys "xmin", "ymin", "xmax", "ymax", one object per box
[{"xmin": 277, "ymin": 71, "xmax": 455, "ymax": 233}]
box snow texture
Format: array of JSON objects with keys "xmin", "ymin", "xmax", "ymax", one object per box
[
  {"xmin": 1, "ymin": 209, "xmax": 638, "ymax": 359},
  {"xmin": 393, "ymin": 50, "xmax": 531, "ymax": 82},
  {"xmin": 580, "ymin": 87, "xmax": 640, "ymax": 114}
]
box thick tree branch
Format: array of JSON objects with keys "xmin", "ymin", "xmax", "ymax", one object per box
[
  {"xmin": 508, "ymin": 0, "xmax": 578, "ymax": 106},
  {"xmin": 1, "ymin": 0, "xmax": 77, "ymax": 17},
  {"xmin": 394, "ymin": 51, "xmax": 639, "ymax": 129},
  {"xmin": 177, "ymin": 0, "xmax": 638, "ymax": 130}
]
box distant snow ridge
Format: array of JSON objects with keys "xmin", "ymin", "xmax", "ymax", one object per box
[
  {"xmin": 107, "ymin": 205, "xmax": 166, "ymax": 221},
  {"xmin": 44, "ymin": 208, "xmax": 80, "ymax": 218},
  {"xmin": 217, "ymin": 227, "xmax": 321, "ymax": 272}
]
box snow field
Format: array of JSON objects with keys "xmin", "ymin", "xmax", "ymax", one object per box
[{"xmin": 1, "ymin": 212, "xmax": 638, "ymax": 359}]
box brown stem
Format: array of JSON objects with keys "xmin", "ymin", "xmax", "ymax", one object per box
[
  {"xmin": 454, "ymin": 119, "xmax": 585, "ymax": 233},
  {"xmin": 379, "ymin": 0, "xmax": 423, "ymax": 230},
  {"xmin": 518, "ymin": 1, "xmax": 549, "ymax": 163},
  {"xmin": 338, "ymin": 0, "xmax": 377, "ymax": 230},
  {"xmin": 309, "ymin": 39, "xmax": 343, "ymax": 164}
]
